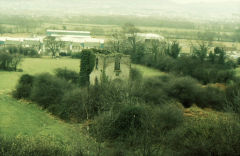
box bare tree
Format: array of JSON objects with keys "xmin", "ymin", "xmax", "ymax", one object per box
[
  {"xmin": 122, "ymin": 23, "xmax": 140, "ymax": 54},
  {"xmin": 44, "ymin": 36, "xmax": 64, "ymax": 58},
  {"xmin": 11, "ymin": 54, "xmax": 23, "ymax": 71},
  {"xmin": 106, "ymin": 30, "xmax": 126, "ymax": 53}
]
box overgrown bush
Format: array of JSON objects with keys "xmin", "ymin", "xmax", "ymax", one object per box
[
  {"xmin": 71, "ymin": 52, "xmax": 82, "ymax": 59},
  {"xmin": 30, "ymin": 73, "xmax": 71, "ymax": 109},
  {"xmin": 55, "ymin": 68, "xmax": 79, "ymax": 84},
  {"xmin": 59, "ymin": 80, "xmax": 130, "ymax": 121},
  {"xmin": 225, "ymin": 82, "xmax": 240, "ymax": 115},
  {"xmin": 60, "ymin": 88, "xmax": 90, "ymax": 121},
  {"xmin": 141, "ymin": 51, "xmax": 236, "ymax": 84},
  {"xmin": 152, "ymin": 104, "xmax": 183, "ymax": 132},
  {"xmin": 155, "ymin": 56, "xmax": 176, "ymax": 72},
  {"xmin": 132, "ymin": 77, "xmax": 170, "ymax": 105},
  {"xmin": 0, "ymin": 51, "xmax": 22, "ymax": 71},
  {"xmin": 237, "ymin": 57, "xmax": 240, "ymax": 65},
  {"xmin": 166, "ymin": 118, "xmax": 240, "ymax": 156},
  {"xmin": 59, "ymin": 52, "xmax": 68, "ymax": 56},
  {"xmin": 129, "ymin": 68, "xmax": 143, "ymax": 82},
  {"xmin": 13, "ymin": 74, "xmax": 35, "ymax": 99},
  {"xmin": 0, "ymin": 136, "xmax": 69, "ymax": 156},
  {"xmin": 91, "ymin": 105, "xmax": 149, "ymax": 141},
  {"xmin": 113, "ymin": 106, "xmax": 147, "ymax": 137},
  {"xmin": 91, "ymin": 102, "xmax": 184, "ymax": 154},
  {"xmin": 195, "ymin": 86, "xmax": 225, "ymax": 110},
  {"xmin": 166, "ymin": 76, "xmax": 200, "ymax": 108},
  {"xmin": 6, "ymin": 46, "xmax": 40, "ymax": 57}
]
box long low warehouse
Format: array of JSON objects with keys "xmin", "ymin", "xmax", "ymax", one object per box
[{"xmin": 0, "ymin": 30, "xmax": 105, "ymax": 53}]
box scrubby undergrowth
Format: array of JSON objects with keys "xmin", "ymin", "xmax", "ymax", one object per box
[{"xmin": 11, "ymin": 67, "xmax": 240, "ymax": 155}]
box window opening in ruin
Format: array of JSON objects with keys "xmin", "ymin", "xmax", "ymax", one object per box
[
  {"xmin": 114, "ymin": 57, "xmax": 120, "ymax": 71},
  {"xmin": 96, "ymin": 58, "xmax": 99, "ymax": 70}
]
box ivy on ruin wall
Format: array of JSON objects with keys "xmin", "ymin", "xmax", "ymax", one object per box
[{"xmin": 79, "ymin": 49, "xmax": 96, "ymax": 86}]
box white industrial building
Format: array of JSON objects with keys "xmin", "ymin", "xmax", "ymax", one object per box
[
  {"xmin": 136, "ymin": 33, "xmax": 165, "ymax": 40},
  {"xmin": 46, "ymin": 30, "xmax": 104, "ymax": 52},
  {"xmin": 0, "ymin": 30, "xmax": 105, "ymax": 54}
]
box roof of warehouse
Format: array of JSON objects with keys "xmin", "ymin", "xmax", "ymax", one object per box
[
  {"xmin": 0, "ymin": 36, "xmax": 104, "ymax": 44},
  {"xmin": 47, "ymin": 30, "xmax": 90, "ymax": 34},
  {"xmin": 136, "ymin": 33, "xmax": 165, "ymax": 40},
  {"xmin": 60, "ymin": 37, "xmax": 104, "ymax": 43},
  {"xmin": 0, "ymin": 37, "xmax": 42, "ymax": 42}
]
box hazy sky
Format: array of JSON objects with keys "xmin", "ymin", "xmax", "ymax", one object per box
[
  {"xmin": 173, "ymin": 0, "xmax": 239, "ymax": 3},
  {"xmin": 0, "ymin": 0, "xmax": 239, "ymax": 21}
]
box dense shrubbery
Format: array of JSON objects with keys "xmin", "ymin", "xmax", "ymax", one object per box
[
  {"xmin": 59, "ymin": 52, "xmax": 71, "ymax": 57},
  {"xmin": 90, "ymin": 103, "xmax": 184, "ymax": 155},
  {"xmin": 5, "ymin": 46, "xmax": 40, "ymax": 57},
  {"xmin": 132, "ymin": 75, "xmax": 226, "ymax": 109},
  {"xmin": 166, "ymin": 117, "xmax": 240, "ymax": 156},
  {"xmin": 55, "ymin": 68, "xmax": 79, "ymax": 84},
  {"xmin": 71, "ymin": 52, "xmax": 82, "ymax": 59},
  {"xmin": 134, "ymin": 41, "xmax": 237, "ymax": 84},
  {"xmin": 106, "ymin": 23, "xmax": 236, "ymax": 84},
  {"xmin": 13, "ymin": 66, "xmax": 240, "ymax": 155},
  {"xmin": 59, "ymin": 88, "xmax": 89, "ymax": 121},
  {"xmin": 90, "ymin": 105, "xmax": 147, "ymax": 141},
  {"xmin": 14, "ymin": 71, "xmax": 232, "ymax": 121},
  {"xmin": 0, "ymin": 136, "xmax": 83, "ymax": 156},
  {"xmin": 0, "ymin": 50, "xmax": 22, "ymax": 71},
  {"xmin": 113, "ymin": 106, "xmax": 147, "ymax": 137},
  {"xmin": 129, "ymin": 68, "xmax": 143, "ymax": 82},
  {"xmin": 142, "ymin": 54, "xmax": 236, "ymax": 84},
  {"xmin": 225, "ymin": 81, "xmax": 240, "ymax": 115},
  {"xmin": 130, "ymin": 76, "xmax": 170, "ymax": 105},
  {"xmin": 13, "ymin": 74, "xmax": 34, "ymax": 99},
  {"xmin": 196, "ymin": 86, "xmax": 225, "ymax": 110},
  {"xmin": 30, "ymin": 73, "xmax": 72, "ymax": 109},
  {"xmin": 166, "ymin": 77, "xmax": 200, "ymax": 108},
  {"xmin": 14, "ymin": 72, "xmax": 129, "ymax": 121}
]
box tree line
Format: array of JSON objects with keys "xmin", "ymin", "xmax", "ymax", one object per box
[{"xmin": 106, "ymin": 23, "xmax": 238, "ymax": 84}]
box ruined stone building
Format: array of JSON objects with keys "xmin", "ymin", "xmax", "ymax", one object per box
[{"xmin": 90, "ymin": 53, "xmax": 131, "ymax": 84}]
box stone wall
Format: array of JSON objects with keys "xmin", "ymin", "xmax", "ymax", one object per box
[{"xmin": 90, "ymin": 54, "xmax": 131, "ymax": 84}]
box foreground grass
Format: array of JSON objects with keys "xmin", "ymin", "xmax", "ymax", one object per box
[{"xmin": 0, "ymin": 93, "xmax": 98, "ymax": 155}]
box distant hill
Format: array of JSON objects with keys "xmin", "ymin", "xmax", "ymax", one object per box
[{"xmin": 0, "ymin": 0, "xmax": 239, "ymax": 21}]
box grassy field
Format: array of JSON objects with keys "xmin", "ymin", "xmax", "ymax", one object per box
[
  {"xmin": 0, "ymin": 58, "xmax": 80, "ymax": 91},
  {"xmin": 235, "ymin": 67, "xmax": 240, "ymax": 77},
  {"xmin": 0, "ymin": 57, "xmax": 164, "ymax": 154},
  {"xmin": 132, "ymin": 64, "xmax": 165, "ymax": 77},
  {"xmin": 0, "ymin": 58, "xmax": 163, "ymax": 91}
]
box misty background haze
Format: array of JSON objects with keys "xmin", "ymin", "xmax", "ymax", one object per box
[{"xmin": 0, "ymin": 0, "xmax": 239, "ymax": 22}]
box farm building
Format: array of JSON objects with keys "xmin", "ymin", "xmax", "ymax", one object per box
[
  {"xmin": 0, "ymin": 37, "xmax": 43, "ymax": 52},
  {"xmin": 47, "ymin": 30, "xmax": 91, "ymax": 38},
  {"xmin": 137, "ymin": 33, "xmax": 165, "ymax": 41},
  {"xmin": 0, "ymin": 30, "xmax": 104, "ymax": 53},
  {"xmin": 46, "ymin": 30, "xmax": 104, "ymax": 52},
  {"xmin": 90, "ymin": 53, "xmax": 131, "ymax": 84}
]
